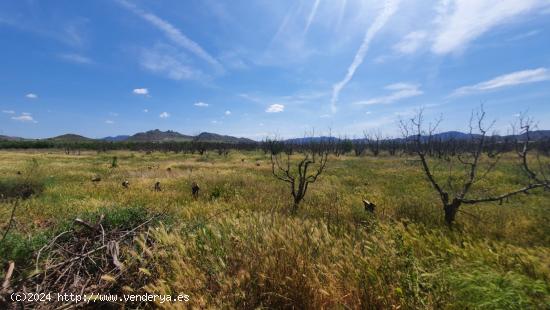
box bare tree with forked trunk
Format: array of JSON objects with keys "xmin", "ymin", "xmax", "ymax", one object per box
[
  {"xmin": 270, "ymin": 140, "xmax": 329, "ymax": 213},
  {"xmin": 401, "ymin": 107, "xmax": 549, "ymax": 226}
]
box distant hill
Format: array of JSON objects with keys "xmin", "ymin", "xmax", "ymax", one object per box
[
  {"xmin": 428, "ymin": 130, "xmax": 550, "ymax": 142},
  {"xmin": 49, "ymin": 134, "xmax": 93, "ymax": 142},
  {"xmin": 286, "ymin": 130, "xmax": 550, "ymax": 144},
  {"xmin": 102, "ymin": 135, "xmax": 131, "ymax": 142},
  {"xmin": 515, "ymin": 130, "xmax": 550, "ymax": 141},
  {"xmin": 0, "ymin": 135, "xmax": 26, "ymax": 141},
  {"xmin": 194, "ymin": 132, "xmax": 255, "ymax": 143},
  {"xmin": 432, "ymin": 131, "xmax": 481, "ymax": 140},
  {"xmin": 127, "ymin": 129, "xmax": 193, "ymax": 142},
  {"xmin": 285, "ymin": 136, "xmax": 341, "ymax": 144}
]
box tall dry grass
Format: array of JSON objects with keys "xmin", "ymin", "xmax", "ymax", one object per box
[{"xmin": 0, "ymin": 150, "xmax": 548, "ymax": 308}]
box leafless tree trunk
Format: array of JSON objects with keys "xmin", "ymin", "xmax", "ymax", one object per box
[
  {"xmin": 401, "ymin": 107, "xmax": 549, "ymax": 226},
  {"xmin": 365, "ymin": 130, "xmax": 382, "ymax": 156},
  {"xmin": 270, "ymin": 143, "xmax": 329, "ymax": 213}
]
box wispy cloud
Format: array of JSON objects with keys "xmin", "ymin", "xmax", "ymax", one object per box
[
  {"xmin": 266, "ymin": 104, "xmax": 285, "ymax": 113},
  {"xmin": 2, "ymin": 110, "xmax": 15, "ymax": 114},
  {"xmin": 0, "ymin": 16, "xmax": 88, "ymax": 48},
  {"xmin": 105, "ymin": 120, "xmax": 115, "ymax": 124},
  {"xmin": 225, "ymin": 110, "xmax": 231, "ymax": 115},
  {"xmin": 304, "ymin": 0, "xmax": 321, "ymax": 34},
  {"xmin": 218, "ymin": 50, "xmax": 249, "ymax": 70},
  {"xmin": 508, "ymin": 29, "xmax": 540, "ymax": 41},
  {"xmin": 133, "ymin": 88, "xmax": 149, "ymax": 95},
  {"xmin": 393, "ymin": 31, "xmax": 427, "ymax": 54},
  {"xmin": 116, "ymin": 0, "xmax": 222, "ymax": 71},
  {"xmin": 355, "ymin": 83, "xmax": 423, "ymax": 105},
  {"xmin": 62, "ymin": 21, "xmax": 88, "ymax": 48},
  {"xmin": 140, "ymin": 44, "xmax": 204, "ymax": 81},
  {"xmin": 12, "ymin": 112, "xmax": 37, "ymax": 123},
  {"xmin": 330, "ymin": 0, "xmax": 400, "ymax": 112},
  {"xmin": 451, "ymin": 68, "xmax": 550, "ymax": 97},
  {"xmin": 159, "ymin": 112, "xmax": 170, "ymax": 118},
  {"xmin": 194, "ymin": 102, "xmax": 209, "ymax": 107},
  {"xmin": 26, "ymin": 93, "xmax": 38, "ymax": 99},
  {"xmin": 58, "ymin": 53, "xmax": 93, "ymax": 64},
  {"xmin": 259, "ymin": 2, "xmax": 317, "ymax": 66},
  {"xmin": 432, "ymin": 0, "xmax": 549, "ymax": 55}
]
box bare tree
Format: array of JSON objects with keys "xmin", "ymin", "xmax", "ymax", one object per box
[
  {"xmin": 270, "ymin": 141, "xmax": 329, "ymax": 213},
  {"xmin": 352, "ymin": 139, "xmax": 367, "ymax": 156},
  {"xmin": 401, "ymin": 107, "xmax": 549, "ymax": 226},
  {"xmin": 365, "ymin": 130, "xmax": 382, "ymax": 156}
]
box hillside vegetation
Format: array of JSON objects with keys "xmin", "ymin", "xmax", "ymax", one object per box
[{"xmin": 0, "ymin": 150, "xmax": 549, "ymax": 308}]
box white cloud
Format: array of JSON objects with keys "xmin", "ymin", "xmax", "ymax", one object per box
[
  {"xmin": 11, "ymin": 113, "xmax": 37, "ymax": 123},
  {"xmin": 393, "ymin": 31, "xmax": 427, "ymax": 54},
  {"xmin": 2, "ymin": 110, "xmax": 15, "ymax": 114},
  {"xmin": 451, "ymin": 68, "xmax": 550, "ymax": 96},
  {"xmin": 194, "ymin": 102, "xmax": 209, "ymax": 107},
  {"xmin": 58, "ymin": 53, "xmax": 92, "ymax": 64},
  {"xmin": 116, "ymin": 0, "xmax": 222, "ymax": 71},
  {"xmin": 432, "ymin": 0, "xmax": 549, "ymax": 55},
  {"xmin": 105, "ymin": 120, "xmax": 115, "ymax": 124},
  {"xmin": 159, "ymin": 112, "xmax": 170, "ymax": 118},
  {"xmin": 133, "ymin": 88, "xmax": 149, "ymax": 95},
  {"xmin": 330, "ymin": 0, "xmax": 400, "ymax": 112},
  {"xmin": 26, "ymin": 93, "xmax": 38, "ymax": 99},
  {"xmin": 225, "ymin": 110, "xmax": 231, "ymax": 115},
  {"xmin": 266, "ymin": 104, "xmax": 285, "ymax": 113},
  {"xmin": 143, "ymin": 109, "xmax": 149, "ymax": 113},
  {"xmin": 355, "ymin": 83, "xmax": 423, "ymax": 105}
]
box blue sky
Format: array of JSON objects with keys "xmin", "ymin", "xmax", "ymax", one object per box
[{"xmin": 1, "ymin": 0, "xmax": 550, "ymax": 139}]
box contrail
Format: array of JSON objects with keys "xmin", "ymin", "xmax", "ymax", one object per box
[
  {"xmin": 330, "ymin": 0, "xmax": 400, "ymax": 113},
  {"xmin": 305, "ymin": 0, "xmax": 321, "ymax": 34},
  {"xmin": 116, "ymin": 0, "xmax": 223, "ymax": 72},
  {"xmin": 336, "ymin": 0, "xmax": 347, "ymax": 30}
]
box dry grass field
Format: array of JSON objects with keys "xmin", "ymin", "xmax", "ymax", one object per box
[{"xmin": 1, "ymin": 149, "xmax": 549, "ymax": 308}]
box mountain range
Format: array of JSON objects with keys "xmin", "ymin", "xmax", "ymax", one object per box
[
  {"xmin": 0, "ymin": 129, "xmax": 256, "ymax": 143},
  {"xmin": 1, "ymin": 130, "xmax": 550, "ymax": 143}
]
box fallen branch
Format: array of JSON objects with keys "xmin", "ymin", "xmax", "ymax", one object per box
[
  {"xmin": 2, "ymin": 261, "xmax": 14, "ymax": 291},
  {"xmin": 0, "ymin": 200, "xmax": 19, "ymax": 247}
]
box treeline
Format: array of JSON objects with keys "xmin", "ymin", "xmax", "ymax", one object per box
[
  {"xmin": 0, "ymin": 140, "xmax": 258, "ymax": 155},
  {"xmin": 1, "ymin": 136, "xmax": 549, "ymax": 157}
]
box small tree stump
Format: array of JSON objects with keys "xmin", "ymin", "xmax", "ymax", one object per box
[
  {"xmin": 154, "ymin": 181, "xmax": 161, "ymax": 192},
  {"xmin": 363, "ymin": 199, "xmax": 376, "ymax": 213},
  {"xmin": 191, "ymin": 182, "xmax": 200, "ymax": 199},
  {"xmin": 122, "ymin": 180, "xmax": 129, "ymax": 188}
]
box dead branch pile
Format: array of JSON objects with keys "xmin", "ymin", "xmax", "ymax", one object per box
[{"xmin": 1, "ymin": 214, "xmax": 159, "ymax": 309}]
